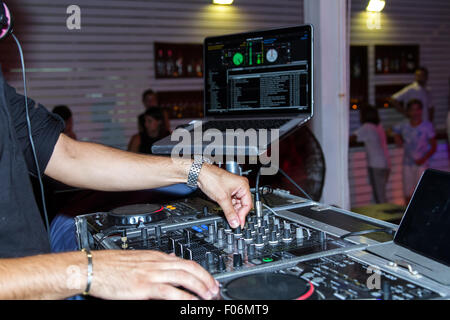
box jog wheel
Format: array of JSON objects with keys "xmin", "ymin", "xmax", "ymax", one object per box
[
  {"xmin": 221, "ymin": 272, "xmax": 315, "ymax": 300},
  {"xmin": 108, "ymin": 203, "xmax": 166, "ymax": 226}
]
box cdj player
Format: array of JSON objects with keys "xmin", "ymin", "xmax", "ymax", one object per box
[{"xmin": 75, "ymin": 178, "xmax": 450, "ymax": 300}]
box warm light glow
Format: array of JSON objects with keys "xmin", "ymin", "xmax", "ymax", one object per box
[
  {"xmin": 352, "ymin": 105, "xmax": 358, "ymax": 110},
  {"xmin": 366, "ymin": 0, "xmax": 385, "ymax": 12},
  {"xmin": 213, "ymin": 0, "xmax": 234, "ymax": 5},
  {"xmin": 366, "ymin": 12, "xmax": 381, "ymax": 30}
]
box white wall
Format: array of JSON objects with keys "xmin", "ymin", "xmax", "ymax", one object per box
[{"xmin": 1, "ymin": 0, "xmax": 304, "ymax": 149}]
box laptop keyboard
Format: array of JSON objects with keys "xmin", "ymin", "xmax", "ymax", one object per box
[{"xmin": 200, "ymin": 119, "xmax": 290, "ymax": 131}]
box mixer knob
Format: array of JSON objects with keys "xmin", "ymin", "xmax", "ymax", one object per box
[
  {"xmin": 203, "ymin": 206, "xmax": 209, "ymax": 217},
  {"xmin": 218, "ymin": 255, "xmax": 226, "ymax": 271},
  {"xmin": 217, "ymin": 228, "xmax": 225, "ymax": 241},
  {"xmin": 248, "ymin": 243, "xmax": 256, "ymax": 256},
  {"xmin": 258, "ymin": 226, "xmax": 266, "ymax": 235},
  {"xmin": 243, "ymin": 229, "xmax": 252, "ymax": 241},
  {"xmin": 206, "ymin": 252, "xmax": 214, "ymax": 265},
  {"xmin": 269, "ymin": 231, "xmax": 278, "ymax": 245},
  {"xmin": 255, "ymin": 233, "xmax": 264, "ymax": 247},
  {"xmin": 140, "ymin": 228, "xmax": 148, "ymax": 241},
  {"xmin": 237, "ymin": 238, "xmax": 245, "ymax": 251},
  {"xmin": 234, "ymin": 225, "xmax": 242, "ymax": 236},
  {"xmin": 274, "ymin": 218, "xmax": 280, "ymax": 227},
  {"xmin": 155, "ymin": 225, "xmax": 162, "ymax": 239},
  {"xmin": 296, "ymin": 227, "xmax": 304, "ymax": 239},
  {"xmin": 282, "ymin": 228, "xmax": 292, "ymax": 242},
  {"xmin": 208, "ymin": 224, "xmax": 215, "ymax": 241},
  {"xmin": 274, "ymin": 224, "xmax": 280, "ymax": 235},
  {"xmin": 233, "ymin": 253, "xmax": 243, "ymax": 268},
  {"xmin": 227, "ymin": 233, "xmax": 234, "ymax": 246},
  {"xmin": 248, "ymin": 222, "xmax": 255, "ymax": 233}
]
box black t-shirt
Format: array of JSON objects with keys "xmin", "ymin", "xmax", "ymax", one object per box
[{"xmin": 0, "ymin": 71, "xmax": 64, "ymax": 258}]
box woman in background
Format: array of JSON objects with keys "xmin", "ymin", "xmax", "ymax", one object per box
[
  {"xmin": 128, "ymin": 107, "xmax": 170, "ymax": 154},
  {"xmin": 52, "ymin": 105, "xmax": 77, "ymax": 140},
  {"xmin": 350, "ymin": 104, "xmax": 391, "ymax": 203}
]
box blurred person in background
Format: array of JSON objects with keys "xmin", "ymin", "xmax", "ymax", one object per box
[
  {"xmin": 350, "ymin": 104, "xmax": 391, "ymax": 203},
  {"xmin": 128, "ymin": 107, "xmax": 170, "ymax": 154},
  {"xmin": 52, "ymin": 105, "xmax": 77, "ymax": 140},
  {"xmin": 389, "ymin": 67, "xmax": 434, "ymax": 123},
  {"xmin": 138, "ymin": 89, "xmax": 171, "ymax": 134},
  {"xmin": 392, "ymin": 99, "xmax": 437, "ymax": 204}
]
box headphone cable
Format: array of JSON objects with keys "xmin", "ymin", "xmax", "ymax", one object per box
[{"xmin": 12, "ymin": 33, "xmax": 52, "ymax": 243}]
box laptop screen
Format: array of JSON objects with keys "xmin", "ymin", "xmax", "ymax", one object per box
[
  {"xmin": 394, "ymin": 169, "xmax": 450, "ymax": 266},
  {"xmin": 204, "ymin": 25, "xmax": 312, "ymax": 116}
]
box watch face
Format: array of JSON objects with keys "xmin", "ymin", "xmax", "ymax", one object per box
[{"xmin": 266, "ymin": 48, "xmax": 278, "ymax": 63}]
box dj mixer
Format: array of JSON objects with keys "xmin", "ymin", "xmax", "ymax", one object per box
[{"xmin": 75, "ymin": 189, "xmax": 450, "ymax": 300}]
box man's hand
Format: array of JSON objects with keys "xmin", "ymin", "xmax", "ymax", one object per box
[
  {"xmin": 198, "ymin": 164, "xmax": 252, "ymax": 228},
  {"xmin": 90, "ymin": 250, "xmax": 219, "ymax": 300}
]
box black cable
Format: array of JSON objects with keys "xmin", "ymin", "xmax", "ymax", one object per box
[
  {"xmin": 12, "ymin": 33, "xmax": 51, "ymax": 243},
  {"xmin": 278, "ymin": 167, "xmax": 313, "ymax": 201},
  {"xmin": 255, "ymin": 167, "xmax": 261, "ymax": 202},
  {"xmin": 339, "ymin": 228, "xmax": 395, "ymax": 240}
]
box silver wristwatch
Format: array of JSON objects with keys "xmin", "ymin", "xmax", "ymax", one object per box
[{"xmin": 187, "ymin": 156, "xmax": 212, "ymax": 187}]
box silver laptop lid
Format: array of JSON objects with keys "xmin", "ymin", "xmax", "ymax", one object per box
[
  {"xmin": 393, "ymin": 169, "xmax": 450, "ymax": 267},
  {"xmin": 204, "ymin": 25, "xmax": 313, "ymax": 118}
]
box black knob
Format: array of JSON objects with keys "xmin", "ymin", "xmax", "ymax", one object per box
[
  {"xmin": 256, "ymin": 233, "xmax": 264, "ymax": 245},
  {"xmin": 218, "ymin": 255, "xmax": 226, "ymax": 271},
  {"xmin": 270, "ymin": 231, "xmax": 277, "ymax": 242},
  {"xmin": 248, "ymin": 243, "xmax": 256, "ymax": 256},
  {"xmin": 227, "ymin": 233, "xmax": 234, "ymax": 245},
  {"xmin": 283, "ymin": 228, "xmax": 291, "ymax": 241},
  {"xmin": 237, "ymin": 238, "xmax": 245, "ymax": 251},
  {"xmin": 206, "ymin": 252, "xmax": 214, "ymax": 265},
  {"xmin": 233, "ymin": 253, "xmax": 243, "ymax": 267},
  {"xmin": 155, "ymin": 225, "xmax": 162, "ymax": 239},
  {"xmin": 244, "ymin": 228, "xmax": 252, "ymax": 240},
  {"xmin": 274, "ymin": 224, "xmax": 280, "ymax": 234},
  {"xmin": 217, "ymin": 228, "xmax": 225, "ymax": 241},
  {"xmin": 234, "ymin": 225, "xmax": 242, "ymax": 235},
  {"xmin": 248, "ymin": 222, "xmax": 255, "ymax": 232},
  {"xmin": 141, "ymin": 228, "xmax": 148, "ymax": 240},
  {"xmin": 208, "ymin": 225, "xmax": 215, "ymax": 241}
]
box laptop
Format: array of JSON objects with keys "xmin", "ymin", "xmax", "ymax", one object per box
[
  {"xmin": 152, "ymin": 25, "xmax": 314, "ymax": 157},
  {"xmin": 367, "ymin": 169, "xmax": 450, "ymax": 285}
]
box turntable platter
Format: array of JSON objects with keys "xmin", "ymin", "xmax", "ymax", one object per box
[
  {"xmin": 221, "ymin": 273, "xmax": 315, "ymax": 300},
  {"xmin": 108, "ymin": 203, "xmax": 167, "ymax": 226}
]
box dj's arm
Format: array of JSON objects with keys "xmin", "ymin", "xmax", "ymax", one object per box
[
  {"xmin": 45, "ymin": 133, "xmax": 252, "ymax": 228},
  {"xmin": 0, "ymin": 250, "xmax": 219, "ymax": 300}
]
